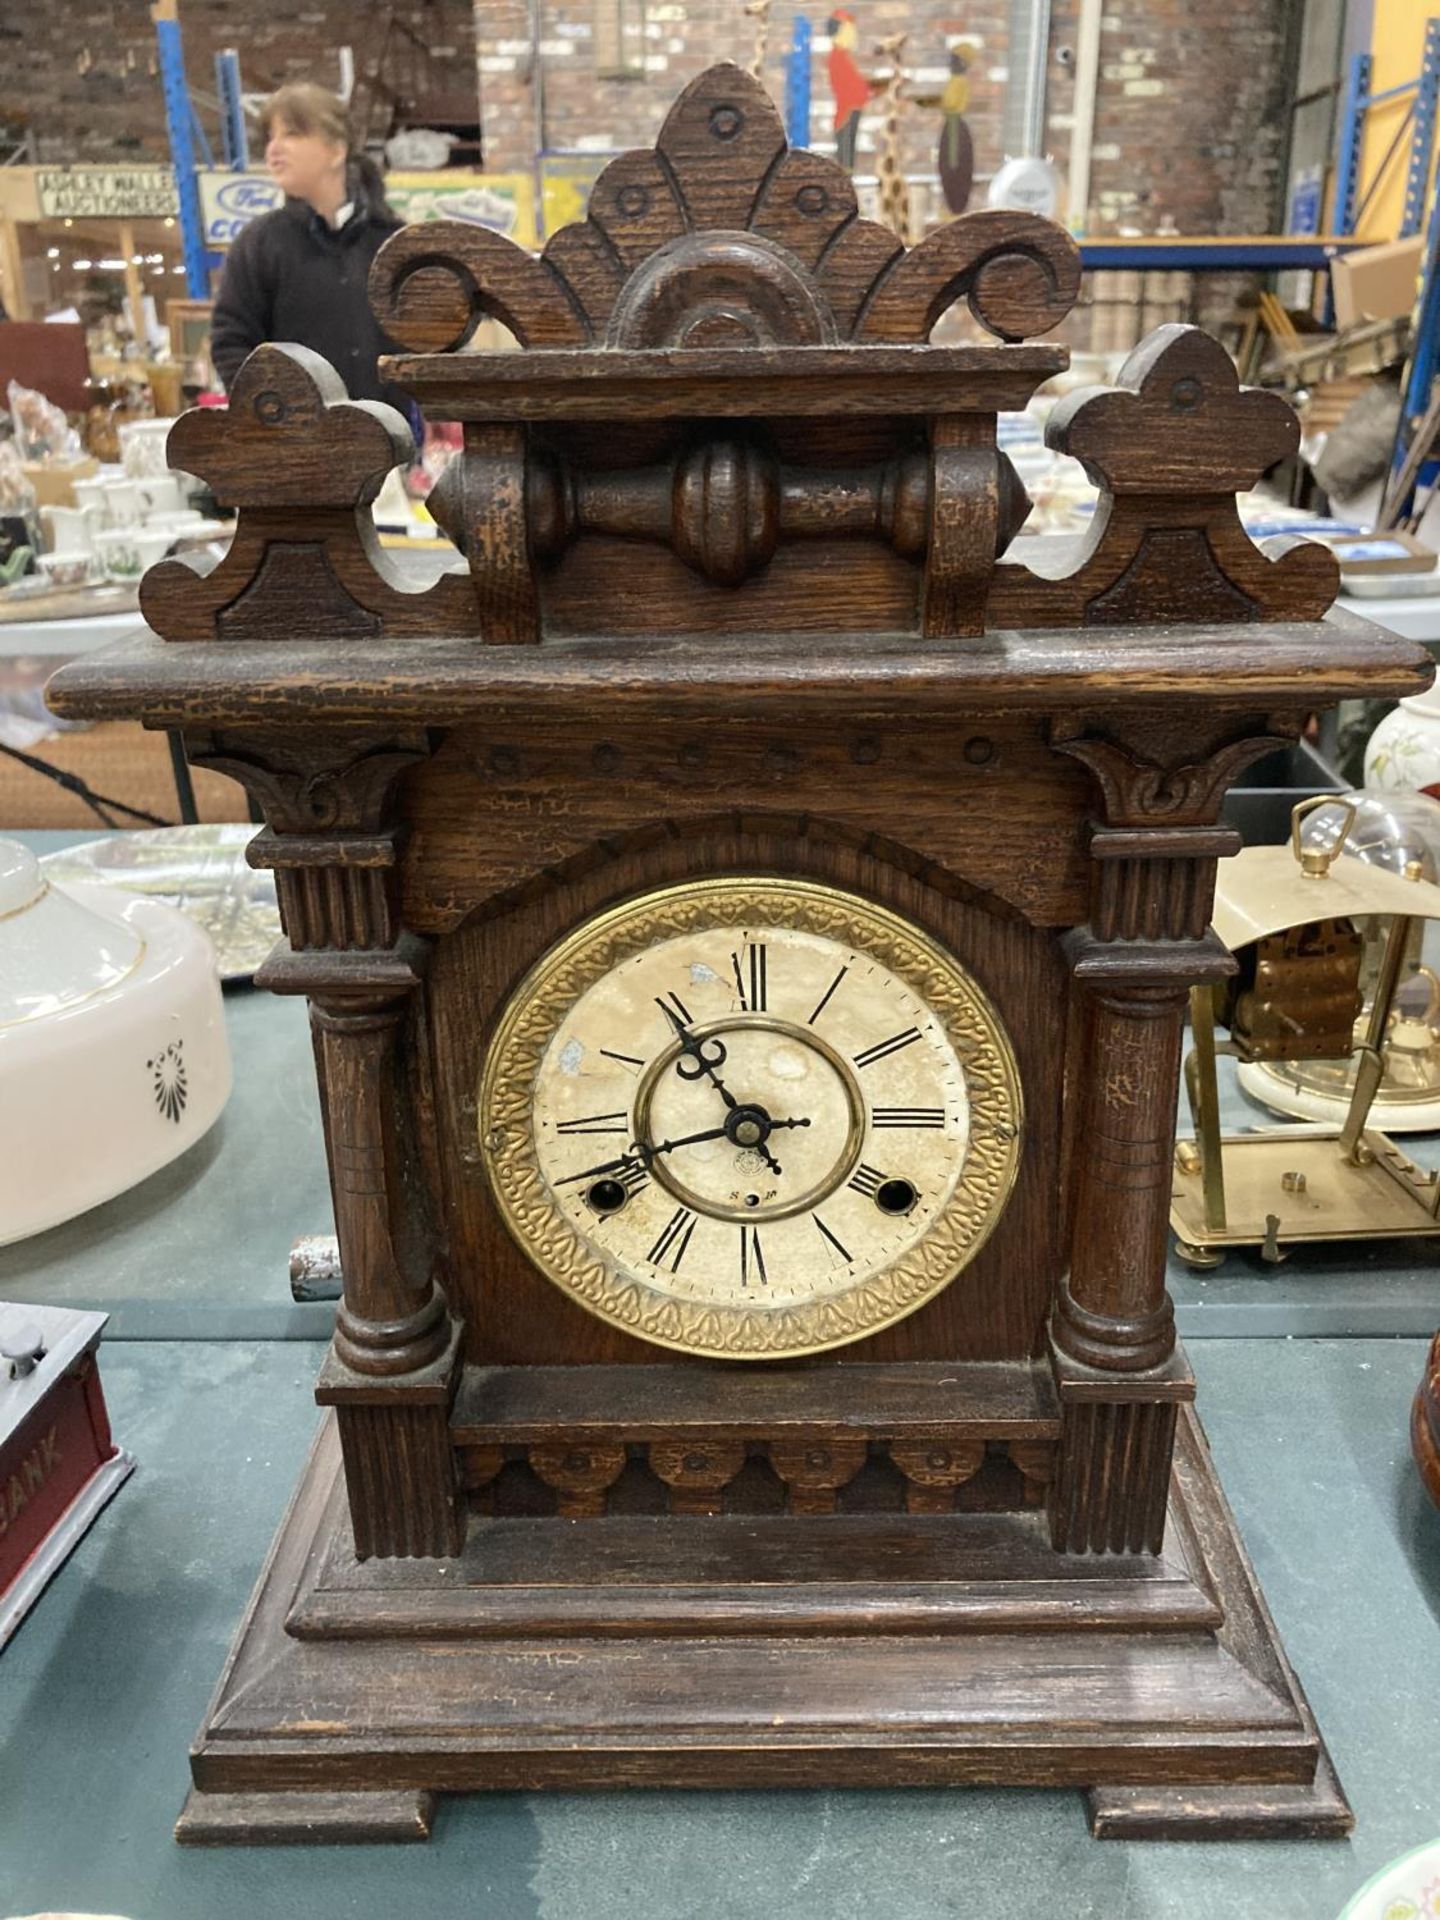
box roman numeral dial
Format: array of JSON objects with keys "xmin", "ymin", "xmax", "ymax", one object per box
[
  {"xmin": 731, "ymin": 941, "xmax": 768, "ymax": 1012},
  {"xmin": 854, "ymin": 1027, "xmax": 922, "ymax": 1070},
  {"xmin": 481, "ymin": 877, "xmax": 1022, "ymax": 1360},
  {"xmin": 648, "ymin": 1206, "xmax": 697, "ymax": 1272}
]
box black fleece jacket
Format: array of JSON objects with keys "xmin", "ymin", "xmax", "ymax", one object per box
[{"xmin": 210, "ymin": 196, "xmax": 403, "ymax": 403}]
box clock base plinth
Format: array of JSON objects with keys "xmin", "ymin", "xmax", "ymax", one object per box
[
  {"xmin": 180, "ymin": 1407, "xmax": 1347, "ymax": 1843},
  {"xmin": 175, "ymin": 1786, "xmax": 435, "ymax": 1847},
  {"xmin": 1086, "ymin": 1745, "xmax": 1352, "ymax": 1841}
]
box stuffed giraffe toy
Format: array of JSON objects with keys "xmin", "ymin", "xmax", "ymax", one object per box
[
  {"xmin": 743, "ymin": 0, "xmax": 771, "ymax": 82},
  {"xmin": 872, "ymin": 33, "xmax": 911, "ymax": 244}
]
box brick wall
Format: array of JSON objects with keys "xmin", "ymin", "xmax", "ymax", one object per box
[
  {"xmin": 476, "ymin": 0, "xmax": 1290, "ymax": 246},
  {"xmin": 1, "ymin": 3, "xmax": 475, "ymax": 163},
  {"xmin": 7, "ymin": 0, "xmax": 1289, "ymax": 253},
  {"xmin": 480, "ymin": 0, "xmax": 1023, "ymax": 205}
]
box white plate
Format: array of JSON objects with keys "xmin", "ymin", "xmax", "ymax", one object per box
[{"xmin": 1337, "ymin": 1836, "xmax": 1440, "ymax": 1918}]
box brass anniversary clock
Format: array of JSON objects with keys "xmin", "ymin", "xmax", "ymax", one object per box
[{"xmin": 51, "ymin": 64, "xmax": 1432, "ymax": 1844}]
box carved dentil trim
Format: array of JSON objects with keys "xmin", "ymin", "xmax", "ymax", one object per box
[{"xmin": 479, "ymin": 878, "xmax": 1024, "ymax": 1360}]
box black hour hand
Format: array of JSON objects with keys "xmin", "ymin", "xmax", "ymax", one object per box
[
  {"xmin": 656, "ymin": 998, "xmax": 736, "ymax": 1108},
  {"xmin": 675, "ymin": 1036, "xmax": 730, "ymax": 1083}
]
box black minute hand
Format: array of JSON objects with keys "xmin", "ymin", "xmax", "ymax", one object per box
[
  {"xmin": 638, "ymin": 1125, "xmax": 729, "ymax": 1158},
  {"xmin": 637, "ymin": 1116, "xmax": 812, "ymax": 1162}
]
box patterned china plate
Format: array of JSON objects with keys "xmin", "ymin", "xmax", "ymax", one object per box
[{"xmin": 1339, "ymin": 1839, "xmax": 1440, "ymax": 1919}]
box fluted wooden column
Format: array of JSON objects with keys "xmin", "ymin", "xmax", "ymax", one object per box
[
  {"xmin": 1041, "ymin": 733, "xmax": 1265, "ymax": 1556},
  {"xmin": 188, "ymin": 726, "xmax": 464, "ymax": 1560}
]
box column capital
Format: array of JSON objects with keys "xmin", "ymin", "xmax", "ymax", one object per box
[{"xmin": 1063, "ymin": 928, "xmax": 1236, "ymax": 988}]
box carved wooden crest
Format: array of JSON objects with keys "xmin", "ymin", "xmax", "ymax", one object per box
[
  {"xmin": 990, "ymin": 325, "xmax": 1340, "ymax": 627},
  {"xmin": 368, "ymin": 63, "xmax": 1082, "ymax": 351}
]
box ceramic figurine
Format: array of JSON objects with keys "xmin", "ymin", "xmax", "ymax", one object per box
[{"xmin": 826, "ymin": 10, "xmax": 873, "ymax": 170}]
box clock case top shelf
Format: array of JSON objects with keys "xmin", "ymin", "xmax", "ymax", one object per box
[{"xmin": 46, "ymin": 61, "xmax": 1433, "ymax": 1842}]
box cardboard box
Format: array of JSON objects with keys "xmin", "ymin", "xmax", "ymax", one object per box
[
  {"xmin": 1331, "ymin": 236, "xmax": 1425, "ymax": 331},
  {"xmin": 20, "ymin": 457, "xmax": 98, "ymax": 510}
]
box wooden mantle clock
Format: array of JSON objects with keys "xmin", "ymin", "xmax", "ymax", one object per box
[{"xmin": 51, "ymin": 66, "xmax": 1432, "ymax": 1845}]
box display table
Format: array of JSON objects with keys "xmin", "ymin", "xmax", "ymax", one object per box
[
  {"xmin": 0, "ymin": 606, "xmax": 151, "ymax": 659},
  {"xmin": 1338, "ymin": 581, "xmax": 1440, "ymax": 652},
  {"xmin": 0, "ymin": 1339, "xmax": 1434, "ymax": 1918}
]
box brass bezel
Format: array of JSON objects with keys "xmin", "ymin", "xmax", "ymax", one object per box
[{"xmin": 479, "ymin": 876, "xmax": 1024, "ymax": 1359}]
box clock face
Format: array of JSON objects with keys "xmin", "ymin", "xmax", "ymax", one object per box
[{"xmin": 479, "ymin": 878, "xmax": 1023, "ymax": 1359}]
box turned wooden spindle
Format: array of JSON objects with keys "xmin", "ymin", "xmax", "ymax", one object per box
[
  {"xmin": 311, "ymin": 1000, "xmax": 452, "ymax": 1379},
  {"xmin": 1051, "ymin": 981, "xmax": 1187, "ymax": 1375},
  {"xmin": 431, "ymin": 438, "xmax": 1029, "ymax": 590}
]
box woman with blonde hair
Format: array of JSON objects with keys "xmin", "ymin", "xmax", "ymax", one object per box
[{"xmin": 210, "ymin": 83, "xmax": 403, "ymax": 402}]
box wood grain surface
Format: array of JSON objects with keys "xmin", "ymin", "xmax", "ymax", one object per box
[
  {"xmin": 420, "ymin": 827, "xmax": 1069, "ymax": 1370},
  {"xmin": 172, "ymin": 1408, "xmax": 1348, "ymax": 1833},
  {"xmin": 45, "ymin": 611, "xmax": 1431, "ymax": 728}
]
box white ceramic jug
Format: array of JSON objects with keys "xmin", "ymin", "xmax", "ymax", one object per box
[
  {"xmin": 137, "ymin": 474, "xmax": 185, "ymax": 518},
  {"xmin": 71, "ymin": 477, "xmax": 110, "ymax": 517},
  {"xmin": 40, "ymin": 504, "xmax": 100, "ymax": 557},
  {"xmin": 118, "ymin": 416, "xmax": 177, "ymax": 478},
  {"xmin": 95, "ymin": 525, "xmax": 176, "ymax": 580},
  {"xmin": 99, "ymin": 478, "xmax": 143, "ymax": 525}
]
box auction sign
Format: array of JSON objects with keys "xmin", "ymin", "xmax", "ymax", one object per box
[{"xmin": 35, "ymin": 166, "xmax": 180, "ymax": 220}]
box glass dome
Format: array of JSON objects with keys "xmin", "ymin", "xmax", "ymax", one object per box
[{"xmin": 1298, "ymin": 789, "xmax": 1440, "ymax": 880}]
